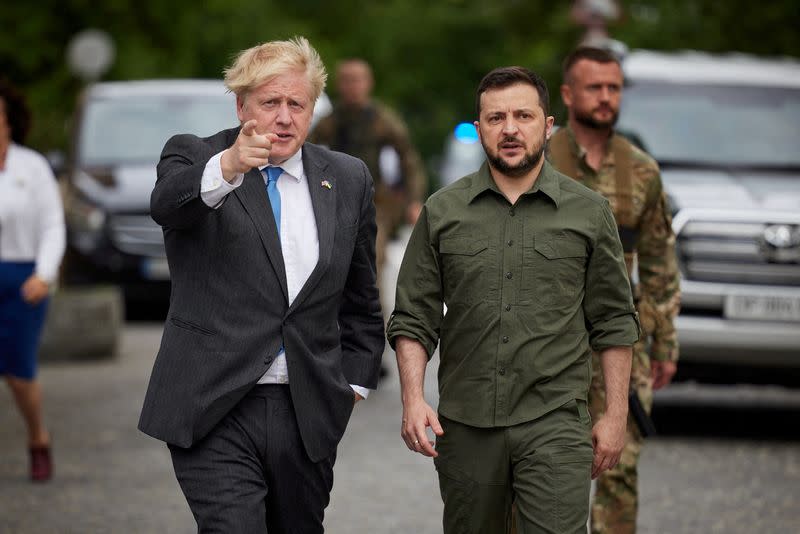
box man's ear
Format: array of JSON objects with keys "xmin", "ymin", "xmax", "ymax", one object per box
[
  {"xmin": 560, "ymin": 84, "xmax": 572, "ymax": 108},
  {"xmin": 236, "ymin": 93, "xmax": 246, "ymax": 123}
]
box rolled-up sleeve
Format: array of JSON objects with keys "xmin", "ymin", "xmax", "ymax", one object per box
[
  {"xmin": 386, "ymin": 205, "xmax": 443, "ymax": 358},
  {"xmin": 584, "ymin": 200, "xmax": 641, "ymax": 351}
]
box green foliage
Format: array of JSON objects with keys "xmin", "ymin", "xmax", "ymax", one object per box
[
  {"xmin": 618, "ymin": 0, "xmax": 800, "ymax": 56},
  {"xmin": 2, "ymin": 0, "xmax": 798, "ymax": 187}
]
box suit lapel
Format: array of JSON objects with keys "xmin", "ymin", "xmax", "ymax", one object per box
[
  {"xmin": 288, "ymin": 146, "xmax": 336, "ymax": 313},
  {"xmin": 234, "ymin": 167, "xmax": 289, "ymax": 304}
]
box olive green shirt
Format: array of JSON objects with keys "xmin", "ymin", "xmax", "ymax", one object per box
[{"xmin": 387, "ymin": 161, "xmax": 640, "ymax": 428}]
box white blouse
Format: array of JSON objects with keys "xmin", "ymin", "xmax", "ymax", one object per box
[{"xmin": 0, "ymin": 143, "xmax": 66, "ymax": 282}]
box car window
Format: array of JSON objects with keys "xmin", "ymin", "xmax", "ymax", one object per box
[
  {"xmin": 618, "ymin": 82, "xmax": 800, "ymax": 168},
  {"xmin": 78, "ymin": 94, "xmax": 238, "ymax": 166}
]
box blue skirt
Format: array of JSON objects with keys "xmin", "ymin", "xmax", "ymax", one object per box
[{"xmin": 0, "ymin": 262, "xmax": 49, "ymax": 379}]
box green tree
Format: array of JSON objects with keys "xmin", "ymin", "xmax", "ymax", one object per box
[{"xmin": 2, "ymin": 0, "xmax": 797, "ymax": 187}]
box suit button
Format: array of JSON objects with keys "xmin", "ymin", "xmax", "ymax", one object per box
[
  {"xmin": 499, "ymin": 367, "xmax": 506, "ymax": 375},
  {"xmin": 502, "ymin": 336, "xmax": 509, "ymax": 343}
]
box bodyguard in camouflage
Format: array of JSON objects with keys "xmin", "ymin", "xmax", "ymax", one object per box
[
  {"xmin": 309, "ymin": 59, "xmax": 427, "ymax": 271},
  {"xmin": 389, "ymin": 66, "xmax": 639, "ymax": 534},
  {"xmin": 549, "ymin": 47, "xmax": 681, "ymax": 534}
]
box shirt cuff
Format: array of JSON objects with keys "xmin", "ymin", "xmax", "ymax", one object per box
[
  {"xmin": 589, "ymin": 313, "xmax": 641, "ymax": 352},
  {"xmin": 34, "ymin": 266, "xmax": 58, "ymax": 285},
  {"xmin": 386, "ymin": 315, "xmax": 439, "ymax": 359},
  {"xmin": 200, "ymin": 151, "xmax": 244, "ymax": 208},
  {"xmin": 35, "ymin": 252, "xmax": 62, "ymax": 284},
  {"xmin": 350, "ymin": 385, "xmax": 371, "ymax": 399}
]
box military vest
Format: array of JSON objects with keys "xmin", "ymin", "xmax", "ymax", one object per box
[{"xmin": 548, "ymin": 129, "xmax": 639, "ymax": 280}]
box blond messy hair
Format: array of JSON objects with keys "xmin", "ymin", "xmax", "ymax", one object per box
[{"xmin": 223, "ymin": 36, "xmax": 327, "ymax": 100}]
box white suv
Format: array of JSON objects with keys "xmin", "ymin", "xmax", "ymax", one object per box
[{"xmin": 618, "ymin": 50, "xmax": 800, "ymax": 385}]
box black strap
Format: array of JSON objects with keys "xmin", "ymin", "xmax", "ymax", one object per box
[{"xmin": 617, "ymin": 225, "xmax": 639, "ymax": 253}]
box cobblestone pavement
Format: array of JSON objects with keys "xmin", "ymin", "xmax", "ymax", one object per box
[{"xmin": 2, "ymin": 322, "xmax": 800, "ymax": 533}]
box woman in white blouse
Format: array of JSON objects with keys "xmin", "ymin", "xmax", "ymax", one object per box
[{"xmin": 0, "ymin": 80, "xmax": 65, "ymax": 482}]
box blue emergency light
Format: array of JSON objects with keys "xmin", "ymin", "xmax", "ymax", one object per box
[{"xmin": 454, "ymin": 122, "xmax": 479, "ymax": 144}]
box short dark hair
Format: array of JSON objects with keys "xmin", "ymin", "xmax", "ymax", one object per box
[
  {"xmin": 0, "ymin": 79, "xmax": 31, "ymax": 145},
  {"xmin": 562, "ymin": 47, "xmax": 621, "ymax": 84},
  {"xmin": 475, "ymin": 66, "xmax": 550, "ymax": 118}
]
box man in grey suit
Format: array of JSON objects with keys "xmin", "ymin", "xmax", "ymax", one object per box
[{"xmin": 138, "ymin": 37, "xmax": 385, "ymax": 533}]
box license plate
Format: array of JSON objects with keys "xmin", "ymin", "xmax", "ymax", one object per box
[
  {"xmin": 141, "ymin": 257, "xmax": 170, "ymax": 280},
  {"xmin": 724, "ymin": 293, "xmax": 800, "ymax": 322}
]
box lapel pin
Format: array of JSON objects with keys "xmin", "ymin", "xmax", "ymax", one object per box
[{"xmin": 321, "ymin": 180, "xmax": 332, "ymax": 189}]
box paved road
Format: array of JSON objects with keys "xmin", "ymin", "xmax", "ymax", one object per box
[{"xmin": 2, "ymin": 321, "xmax": 800, "ymax": 533}]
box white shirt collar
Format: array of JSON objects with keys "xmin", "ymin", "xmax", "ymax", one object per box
[{"xmin": 260, "ymin": 148, "xmax": 304, "ymax": 182}]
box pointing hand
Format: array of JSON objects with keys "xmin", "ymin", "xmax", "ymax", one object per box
[{"xmin": 220, "ymin": 120, "xmax": 279, "ymax": 181}]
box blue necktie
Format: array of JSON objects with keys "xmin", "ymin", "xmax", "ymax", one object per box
[
  {"xmin": 265, "ymin": 166, "xmax": 283, "ymax": 236},
  {"xmin": 265, "ymin": 166, "xmax": 285, "ymax": 357}
]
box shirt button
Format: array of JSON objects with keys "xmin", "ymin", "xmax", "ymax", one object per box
[
  {"xmin": 505, "ymin": 304, "xmax": 511, "ymax": 311},
  {"xmin": 506, "ymin": 272, "xmax": 513, "ymax": 279},
  {"xmin": 502, "ymin": 336, "xmax": 509, "ymax": 343},
  {"xmin": 499, "ymin": 367, "xmax": 506, "ymax": 375}
]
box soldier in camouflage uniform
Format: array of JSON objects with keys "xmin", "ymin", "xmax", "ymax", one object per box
[
  {"xmin": 309, "ymin": 59, "xmax": 428, "ymax": 273},
  {"xmin": 549, "ymin": 47, "xmax": 680, "ymax": 534}
]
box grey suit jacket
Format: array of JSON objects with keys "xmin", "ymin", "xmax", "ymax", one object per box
[{"xmin": 138, "ymin": 127, "xmax": 385, "ymax": 462}]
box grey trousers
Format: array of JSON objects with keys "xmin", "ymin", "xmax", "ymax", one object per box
[{"xmin": 169, "ymin": 385, "xmax": 336, "ymax": 534}]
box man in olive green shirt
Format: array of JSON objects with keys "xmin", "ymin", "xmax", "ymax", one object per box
[{"xmin": 387, "ymin": 66, "xmax": 639, "ymax": 533}]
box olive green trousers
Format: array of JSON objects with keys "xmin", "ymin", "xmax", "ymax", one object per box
[{"xmin": 434, "ymin": 399, "xmax": 593, "ymax": 534}]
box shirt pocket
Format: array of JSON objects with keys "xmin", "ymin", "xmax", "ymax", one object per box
[
  {"xmin": 439, "ymin": 235, "xmax": 492, "ymax": 306},
  {"xmin": 526, "ymin": 231, "xmax": 588, "ymax": 309}
]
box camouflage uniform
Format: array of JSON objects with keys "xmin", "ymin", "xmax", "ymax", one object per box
[
  {"xmin": 548, "ymin": 126, "xmax": 680, "ymax": 534},
  {"xmin": 309, "ymin": 102, "xmax": 428, "ymax": 271}
]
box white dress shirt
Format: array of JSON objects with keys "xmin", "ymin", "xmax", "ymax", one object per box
[
  {"xmin": 200, "ymin": 149, "xmax": 370, "ymax": 399},
  {"xmin": 0, "ymin": 143, "xmax": 66, "ymax": 282}
]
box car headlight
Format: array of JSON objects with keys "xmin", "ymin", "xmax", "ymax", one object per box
[
  {"xmin": 66, "ymin": 189, "xmax": 105, "ymax": 233},
  {"xmin": 65, "ymin": 186, "xmax": 107, "ymax": 254}
]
